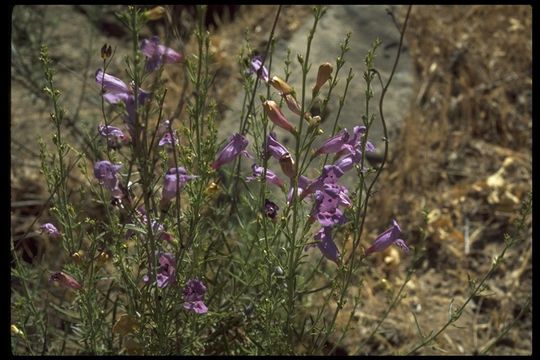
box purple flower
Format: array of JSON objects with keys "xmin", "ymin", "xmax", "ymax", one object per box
[
  {"xmin": 313, "ymin": 129, "xmax": 350, "ymax": 157},
  {"xmin": 311, "ymin": 183, "xmax": 349, "ymax": 227},
  {"xmin": 162, "ymin": 167, "xmax": 198, "ymax": 204},
  {"xmin": 287, "ymin": 175, "xmax": 313, "ymax": 204},
  {"xmin": 366, "ymin": 219, "xmax": 409, "ymax": 255},
  {"xmin": 249, "ymin": 55, "xmax": 269, "ymax": 83},
  {"xmin": 144, "ymin": 252, "xmax": 176, "ymax": 288},
  {"xmin": 246, "ymin": 163, "xmax": 285, "ymax": 188},
  {"xmin": 140, "ymin": 36, "xmax": 182, "ymax": 72},
  {"xmin": 40, "ymin": 223, "xmax": 60, "ymax": 239},
  {"xmin": 211, "ymin": 133, "xmax": 251, "ymax": 170},
  {"xmin": 314, "ymin": 227, "xmax": 340, "ymax": 264},
  {"xmin": 94, "ymin": 160, "xmax": 123, "ymax": 199},
  {"xmin": 265, "ymin": 132, "xmax": 290, "ymax": 160},
  {"xmin": 98, "ymin": 124, "xmax": 129, "ymax": 148},
  {"xmin": 158, "ymin": 131, "xmax": 178, "ymax": 147},
  {"xmin": 301, "ymin": 165, "xmax": 345, "ymax": 199},
  {"xmin": 95, "ymin": 69, "xmax": 151, "ymax": 124},
  {"xmin": 183, "ymin": 279, "xmax": 208, "ymax": 314},
  {"xmin": 264, "ymin": 199, "xmax": 280, "ymax": 220}
]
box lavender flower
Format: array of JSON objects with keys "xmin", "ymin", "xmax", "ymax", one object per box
[
  {"xmin": 140, "ymin": 36, "xmax": 182, "ymax": 72},
  {"xmin": 98, "ymin": 124, "xmax": 128, "ymax": 148},
  {"xmin": 287, "ymin": 175, "xmax": 313, "ymax": 204},
  {"xmin": 365, "ymin": 219, "xmax": 409, "ymax": 255},
  {"xmin": 94, "ymin": 160, "xmax": 123, "ymax": 199},
  {"xmin": 264, "ymin": 199, "xmax": 280, "ymax": 220},
  {"xmin": 49, "ymin": 271, "xmax": 82, "ymax": 290},
  {"xmin": 95, "ymin": 69, "xmax": 151, "ymax": 124},
  {"xmin": 246, "ymin": 163, "xmax": 285, "ymax": 188},
  {"xmin": 143, "ymin": 252, "xmax": 176, "ymax": 288},
  {"xmin": 311, "ymin": 183, "xmax": 349, "ymax": 227},
  {"xmin": 211, "ymin": 133, "xmax": 251, "ymax": 170},
  {"xmin": 313, "ymin": 129, "xmax": 350, "ymax": 157},
  {"xmin": 40, "ymin": 223, "xmax": 60, "ymax": 239},
  {"xmin": 183, "ymin": 279, "xmax": 208, "ymax": 314},
  {"xmin": 161, "ymin": 167, "xmax": 198, "ymax": 205},
  {"xmin": 158, "ymin": 131, "xmax": 178, "ymax": 147},
  {"xmin": 265, "ymin": 132, "xmax": 290, "ymax": 160},
  {"xmin": 314, "ymin": 227, "xmax": 340, "ymax": 264},
  {"xmin": 249, "ymin": 55, "xmax": 269, "ymax": 83}
]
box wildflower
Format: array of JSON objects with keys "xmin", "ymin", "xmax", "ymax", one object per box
[
  {"xmin": 279, "ymin": 153, "xmax": 296, "ymax": 178},
  {"xmin": 284, "ymin": 94, "xmax": 302, "ymax": 116},
  {"xmin": 263, "ymin": 100, "xmax": 297, "ymax": 135},
  {"xmin": 98, "ymin": 124, "xmax": 129, "ymax": 148},
  {"xmin": 143, "ymin": 252, "xmax": 176, "ymax": 288},
  {"xmin": 246, "ymin": 163, "xmax": 285, "ymax": 188},
  {"xmin": 249, "ymin": 55, "xmax": 269, "ymax": 83},
  {"xmin": 140, "ymin": 36, "xmax": 182, "ymax": 72},
  {"xmin": 49, "ymin": 271, "xmax": 82, "ymax": 290},
  {"xmin": 264, "ymin": 199, "xmax": 280, "ymax": 220},
  {"xmin": 270, "ymin": 76, "xmax": 294, "ymax": 95},
  {"xmin": 365, "ymin": 219, "xmax": 409, "ymax": 255},
  {"xmin": 158, "ymin": 131, "xmax": 178, "ymax": 147},
  {"xmin": 312, "ymin": 62, "xmax": 333, "ymax": 95},
  {"xmin": 183, "ymin": 279, "xmax": 208, "ymax": 314},
  {"xmin": 313, "ymin": 227, "xmax": 340, "ymax": 264},
  {"xmin": 40, "ymin": 223, "xmax": 60, "ymax": 239},
  {"xmin": 95, "ymin": 69, "xmax": 151, "ymax": 124},
  {"xmin": 287, "ymin": 175, "xmax": 313, "ymax": 204},
  {"xmin": 313, "ymin": 129, "xmax": 350, "ymax": 157},
  {"xmin": 311, "ymin": 184, "xmax": 349, "ymax": 227},
  {"xmin": 265, "ymin": 132, "xmax": 290, "ymax": 160},
  {"xmin": 94, "ymin": 160, "xmax": 124, "ymax": 199},
  {"xmin": 302, "ymin": 165, "xmax": 345, "ymax": 199},
  {"xmin": 211, "ymin": 133, "xmax": 251, "ymax": 170},
  {"xmin": 161, "ymin": 167, "xmax": 198, "ymax": 205}
]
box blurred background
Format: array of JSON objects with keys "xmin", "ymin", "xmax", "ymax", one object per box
[{"xmin": 11, "ymin": 5, "xmax": 532, "ymax": 355}]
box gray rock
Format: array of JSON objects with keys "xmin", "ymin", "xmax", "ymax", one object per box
[{"xmin": 221, "ymin": 5, "xmax": 416, "ymax": 193}]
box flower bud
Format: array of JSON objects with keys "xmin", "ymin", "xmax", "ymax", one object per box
[
  {"xmin": 100, "ymin": 43, "xmax": 112, "ymax": 60},
  {"xmin": 263, "ymin": 100, "xmax": 297, "ymax": 135},
  {"xmin": 313, "ymin": 62, "xmax": 333, "ymax": 95},
  {"xmin": 71, "ymin": 251, "xmax": 85, "ymax": 264},
  {"xmin": 279, "ymin": 153, "xmax": 296, "ymax": 178},
  {"xmin": 270, "ymin": 76, "xmax": 293, "ymax": 95}
]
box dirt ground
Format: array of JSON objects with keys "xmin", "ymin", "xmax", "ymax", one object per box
[{"xmin": 11, "ymin": 5, "xmax": 532, "ymax": 355}]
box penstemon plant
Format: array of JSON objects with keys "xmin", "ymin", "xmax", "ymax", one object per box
[{"xmin": 12, "ymin": 4, "xmax": 529, "ymax": 356}]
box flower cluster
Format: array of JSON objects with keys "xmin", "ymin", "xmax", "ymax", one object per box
[{"xmin": 183, "ymin": 279, "xmax": 208, "ymax": 314}]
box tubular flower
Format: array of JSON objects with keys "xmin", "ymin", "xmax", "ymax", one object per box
[
  {"xmin": 143, "ymin": 252, "xmax": 176, "ymax": 288},
  {"xmin": 265, "ymin": 132, "xmax": 290, "ymax": 160},
  {"xmin": 94, "ymin": 160, "xmax": 124, "ymax": 199},
  {"xmin": 279, "ymin": 153, "xmax": 296, "ymax": 179},
  {"xmin": 313, "ymin": 129, "xmax": 350, "ymax": 157},
  {"xmin": 95, "ymin": 69, "xmax": 151, "ymax": 125},
  {"xmin": 312, "ymin": 62, "xmax": 333, "ymax": 95},
  {"xmin": 98, "ymin": 124, "xmax": 129, "ymax": 148},
  {"xmin": 249, "ymin": 55, "xmax": 269, "ymax": 83},
  {"xmin": 366, "ymin": 219, "xmax": 409, "ymax": 255},
  {"xmin": 49, "ymin": 271, "xmax": 82, "ymax": 290},
  {"xmin": 161, "ymin": 167, "xmax": 198, "ymax": 205},
  {"xmin": 140, "ymin": 36, "xmax": 182, "ymax": 72},
  {"xmin": 211, "ymin": 133, "xmax": 251, "ymax": 170},
  {"xmin": 287, "ymin": 175, "xmax": 313, "ymax": 204},
  {"xmin": 183, "ymin": 279, "xmax": 208, "ymax": 314},
  {"xmin": 246, "ymin": 163, "xmax": 285, "ymax": 188},
  {"xmin": 269, "ymin": 76, "xmax": 294, "ymax": 95},
  {"xmin": 313, "ymin": 227, "xmax": 340, "ymax": 265},
  {"xmin": 40, "ymin": 223, "xmax": 60, "ymax": 239},
  {"xmin": 263, "ymin": 100, "xmax": 297, "ymax": 135}
]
